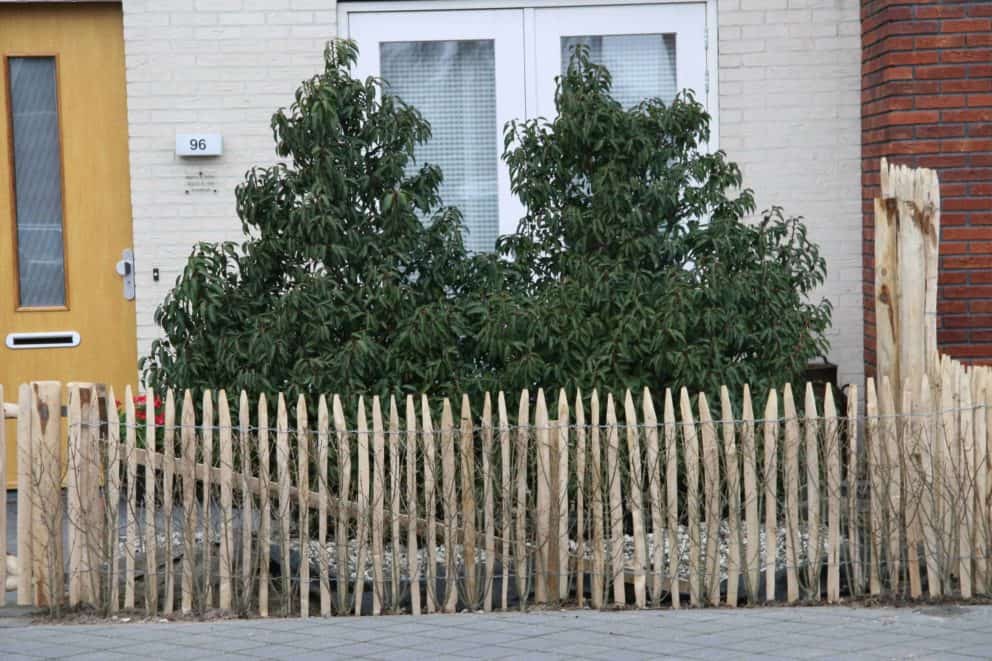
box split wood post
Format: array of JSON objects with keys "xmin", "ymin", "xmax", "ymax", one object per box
[
  {"xmin": 459, "ymin": 395, "xmax": 478, "ymax": 608},
  {"xmin": 804, "ymin": 383, "xmax": 821, "ymax": 601},
  {"xmin": 123, "ymin": 386, "xmax": 137, "ymax": 609},
  {"xmin": 144, "ymin": 388, "xmax": 158, "ymax": 614},
  {"xmin": 917, "ymin": 376, "xmax": 941, "ymax": 598},
  {"xmin": 106, "ymin": 386, "xmax": 121, "ymax": 613},
  {"xmin": 589, "ymin": 391, "xmax": 605, "ymax": 609},
  {"xmin": 371, "ymin": 396, "xmax": 386, "ymax": 615},
  {"xmin": 664, "ymin": 389, "xmax": 680, "ymax": 608},
  {"xmin": 69, "ymin": 384, "xmax": 100, "ymax": 607},
  {"xmin": 680, "ymin": 388, "xmax": 701, "ymax": 607},
  {"xmin": 421, "ymin": 396, "xmax": 438, "ymax": 613},
  {"xmin": 514, "ymin": 390, "xmax": 530, "ymax": 609},
  {"xmin": 624, "ymin": 390, "xmax": 647, "ymax": 608},
  {"xmin": 846, "ymin": 384, "xmax": 862, "ymax": 596},
  {"xmin": 389, "ymin": 397, "xmax": 401, "ymax": 612},
  {"xmin": 15, "ymin": 384, "xmax": 32, "ymax": 605},
  {"xmin": 534, "ymin": 389, "xmax": 551, "ymax": 604},
  {"xmin": 163, "ymin": 389, "xmax": 175, "ymax": 614},
  {"xmin": 440, "ymin": 399, "xmax": 458, "ymax": 613},
  {"xmin": 355, "ymin": 397, "xmax": 370, "ymax": 615},
  {"xmin": 218, "ymin": 390, "xmax": 234, "ymax": 610},
  {"xmin": 498, "ymin": 392, "xmax": 511, "ymax": 611},
  {"xmin": 405, "ymin": 396, "xmax": 421, "ymax": 615},
  {"xmin": 556, "ymin": 390, "xmax": 570, "ymax": 603},
  {"xmin": 240, "ymin": 392, "xmax": 254, "ymax": 611},
  {"xmin": 866, "ymin": 378, "xmax": 883, "ymax": 595},
  {"xmin": 202, "ymin": 392, "xmax": 215, "ymax": 609},
  {"xmin": 298, "ymin": 396, "xmax": 311, "ymax": 617},
  {"xmin": 763, "ymin": 389, "xmax": 779, "ymax": 603},
  {"xmin": 741, "ymin": 386, "xmax": 759, "ymax": 603},
  {"xmin": 782, "ymin": 384, "xmax": 800, "ymax": 604},
  {"xmin": 575, "ymin": 391, "xmax": 588, "ymax": 608},
  {"xmin": 958, "ymin": 367, "xmax": 974, "ymax": 599},
  {"xmin": 880, "ymin": 376, "xmax": 902, "ymax": 593},
  {"xmin": 67, "ymin": 385, "xmax": 84, "ymax": 607},
  {"xmin": 643, "ymin": 388, "xmax": 663, "ymax": 606},
  {"xmin": 318, "ymin": 396, "xmax": 331, "ymax": 617},
  {"xmin": 824, "ymin": 386, "xmax": 841, "ymax": 603},
  {"xmin": 333, "ymin": 395, "xmax": 350, "ymax": 614},
  {"xmin": 181, "ymin": 390, "xmax": 197, "ymax": 614},
  {"xmin": 606, "ymin": 393, "xmax": 625, "ymax": 606},
  {"xmin": 482, "ymin": 393, "xmax": 495, "ymax": 612},
  {"xmin": 721, "ymin": 387, "xmax": 741, "ymax": 607},
  {"xmin": 874, "ymin": 192, "xmax": 900, "ymax": 393},
  {"xmin": 699, "ymin": 393, "xmax": 721, "ymax": 606},
  {"xmin": 29, "ymin": 382, "xmax": 63, "ymax": 609},
  {"xmin": 902, "ymin": 379, "xmax": 923, "ymax": 599},
  {"xmin": 257, "ymin": 394, "xmax": 269, "ymax": 616},
  {"xmin": 276, "ymin": 394, "xmax": 291, "ymax": 614}
]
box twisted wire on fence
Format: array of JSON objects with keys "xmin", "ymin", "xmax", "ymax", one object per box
[{"xmin": 7, "ymin": 374, "xmax": 992, "ymax": 617}]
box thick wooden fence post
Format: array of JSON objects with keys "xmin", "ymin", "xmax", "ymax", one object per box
[{"xmin": 30, "ymin": 381, "xmax": 64, "ymax": 609}]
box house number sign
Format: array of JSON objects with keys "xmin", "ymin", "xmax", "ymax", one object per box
[{"xmin": 176, "ymin": 133, "xmax": 223, "ymax": 157}]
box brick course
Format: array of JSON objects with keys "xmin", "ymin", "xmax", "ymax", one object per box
[{"xmin": 862, "ymin": 0, "xmax": 992, "ymax": 375}]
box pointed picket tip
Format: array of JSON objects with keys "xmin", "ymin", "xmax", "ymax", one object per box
[
  {"xmin": 318, "ymin": 393, "xmax": 328, "ymax": 419},
  {"xmin": 764, "ymin": 388, "xmax": 778, "ymax": 418},
  {"xmin": 823, "ymin": 384, "xmax": 837, "ymax": 418},
  {"xmin": 698, "ymin": 391, "xmax": 710, "ymax": 418}
]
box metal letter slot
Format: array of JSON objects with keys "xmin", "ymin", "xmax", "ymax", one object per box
[{"xmin": 5, "ymin": 331, "xmax": 80, "ymax": 350}]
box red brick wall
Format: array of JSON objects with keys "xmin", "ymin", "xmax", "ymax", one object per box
[{"xmin": 863, "ymin": 0, "xmax": 992, "ymax": 377}]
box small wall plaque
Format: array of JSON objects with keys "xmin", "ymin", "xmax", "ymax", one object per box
[{"xmin": 176, "ymin": 133, "xmax": 223, "ymax": 157}]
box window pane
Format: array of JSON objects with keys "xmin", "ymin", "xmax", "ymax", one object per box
[
  {"xmin": 381, "ymin": 40, "xmax": 499, "ymax": 253},
  {"xmin": 561, "ymin": 34, "xmax": 677, "ymax": 108},
  {"xmin": 8, "ymin": 56, "xmax": 66, "ymax": 307}
]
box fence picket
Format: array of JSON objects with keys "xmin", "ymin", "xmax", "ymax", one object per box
[
  {"xmin": 460, "ymin": 395, "xmax": 478, "ymax": 608},
  {"xmin": 406, "ymin": 396, "xmax": 421, "ymax": 615},
  {"xmin": 482, "ymin": 393, "xmax": 495, "ymax": 612},
  {"xmin": 664, "ymin": 388, "xmax": 680, "ymax": 608},
  {"xmin": 880, "ymin": 376, "xmax": 902, "ymax": 593},
  {"xmin": 277, "ymin": 394, "xmax": 291, "ymax": 614},
  {"xmin": 741, "ymin": 385, "xmax": 759, "ymax": 604},
  {"xmin": 202, "ymin": 391, "xmax": 214, "ymax": 609},
  {"xmin": 804, "ymin": 383, "xmax": 821, "ymax": 601},
  {"xmin": 257, "ymin": 394, "xmax": 269, "ymax": 617},
  {"xmin": 763, "ymin": 389, "xmax": 779, "ymax": 603},
  {"xmin": 355, "ymin": 397, "xmax": 370, "ymax": 615},
  {"xmin": 643, "ymin": 388, "xmax": 662, "ymax": 606},
  {"xmin": 535, "ymin": 389, "xmax": 550, "ymax": 604},
  {"xmin": 67, "ymin": 385, "xmax": 83, "ymax": 607},
  {"xmin": 606, "ymin": 393, "xmax": 625, "ymax": 606},
  {"xmin": 556, "ymin": 390, "xmax": 570, "ymax": 603},
  {"xmin": 902, "ymin": 379, "xmax": 922, "ymax": 599},
  {"xmin": 389, "ymin": 396, "xmax": 402, "ymax": 612},
  {"xmin": 161, "ymin": 389, "xmax": 175, "ymax": 614},
  {"xmin": 957, "ymin": 367, "xmax": 974, "ymax": 599},
  {"xmin": 218, "ymin": 390, "xmax": 234, "ymax": 611},
  {"xmin": 333, "ymin": 395, "xmax": 350, "ymax": 614},
  {"xmin": 846, "ymin": 384, "xmax": 862, "ymax": 596},
  {"xmin": 181, "ymin": 390, "xmax": 197, "ymax": 614},
  {"xmin": 498, "ymin": 392, "xmax": 511, "ymax": 611},
  {"xmin": 824, "ymin": 386, "xmax": 840, "ymax": 603},
  {"xmin": 440, "ymin": 399, "xmax": 458, "ymax": 613},
  {"xmin": 15, "ymin": 384, "xmax": 32, "ymax": 606},
  {"xmin": 514, "ymin": 391, "xmax": 530, "ymax": 609},
  {"xmin": 978, "ymin": 370, "xmax": 992, "ymax": 593},
  {"xmin": 371, "ymin": 396, "xmax": 385, "ymax": 615},
  {"xmin": 124, "ymin": 388, "xmax": 138, "ymax": 609},
  {"xmin": 590, "ymin": 390, "xmax": 605, "ymax": 609},
  {"xmin": 624, "ymin": 390, "xmax": 647, "ymax": 608},
  {"xmin": 680, "ymin": 388, "xmax": 701, "ymax": 607},
  {"xmin": 866, "ymin": 378, "xmax": 882, "ymax": 595},
  {"xmin": 917, "ymin": 376, "xmax": 941, "ymax": 598},
  {"xmin": 699, "ymin": 393, "xmax": 720, "ymax": 606},
  {"xmin": 298, "ymin": 395, "xmax": 311, "ymax": 617},
  {"xmin": 782, "ymin": 384, "xmax": 800, "ymax": 604},
  {"xmin": 106, "ymin": 386, "xmax": 121, "ymax": 613},
  {"xmin": 721, "ymin": 386, "xmax": 740, "ymax": 607},
  {"xmin": 939, "ymin": 356, "xmax": 955, "ymax": 595},
  {"xmin": 422, "ymin": 395, "xmax": 438, "ymax": 613},
  {"xmin": 144, "ymin": 387, "xmax": 159, "ymax": 614},
  {"xmin": 575, "ymin": 390, "xmax": 588, "ymax": 608},
  {"xmin": 318, "ymin": 396, "xmax": 331, "ymax": 616},
  {"xmin": 240, "ymin": 392, "xmax": 254, "ymax": 611}
]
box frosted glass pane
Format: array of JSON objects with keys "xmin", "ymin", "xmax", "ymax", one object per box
[
  {"xmin": 9, "ymin": 57, "xmax": 66, "ymax": 307},
  {"xmin": 381, "ymin": 40, "xmax": 499, "ymax": 253},
  {"xmin": 562, "ymin": 34, "xmax": 677, "ymax": 108}
]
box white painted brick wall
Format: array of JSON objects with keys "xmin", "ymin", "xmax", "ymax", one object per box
[
  {"xmin": 124, "ymin": 0, "xmax": 864, "ymax": 386},
  {"xmin": 718, "ymin": 0, "xmax": 864, "ymax": 387},
  {"xmin": 122, "ymin": 0, "xmax": 337, "ymax": 357}
]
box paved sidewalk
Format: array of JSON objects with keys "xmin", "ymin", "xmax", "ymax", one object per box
[{"xmin": 1, "ymin": 605, "xmax": 991, "ymax": 660}]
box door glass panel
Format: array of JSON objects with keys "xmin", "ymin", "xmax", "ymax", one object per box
[
  {"xmin": 8, "ymin": 56, "xmax": 66, "ymax": 307},
  {"xmin": 561, "ymin": 34, "xmax": 677, "ymax": 108},
  {"xmin": 381, "ymin": 40, "xmax": 499, "ymax": 253}
]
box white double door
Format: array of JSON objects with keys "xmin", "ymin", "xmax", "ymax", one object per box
[{"xmin": 345, "ymin": 3, "xmax": 708, "ymax": 250}]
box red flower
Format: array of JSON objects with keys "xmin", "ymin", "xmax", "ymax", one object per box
[{"xmin": 155, "ymin": 414, "xmax": 165, "ymax": 425}]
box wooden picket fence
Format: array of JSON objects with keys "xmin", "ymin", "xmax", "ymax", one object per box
[{"xmin": 4, "ymin": 371, "xmax": 992, "ymax": 616}]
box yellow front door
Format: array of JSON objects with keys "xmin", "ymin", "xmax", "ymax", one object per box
[{"xmin": 1, "ymin": 3, "xmax": 137, "ymax": 487}]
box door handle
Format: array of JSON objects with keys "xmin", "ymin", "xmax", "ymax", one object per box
[{"xmin": 115, "ymin": 248, "xmax": 135, "ymax": 301}]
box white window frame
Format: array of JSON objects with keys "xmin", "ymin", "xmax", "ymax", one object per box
[{"xmin": 338, "ymin": 0, "xmax": 720, "ymax": 242}]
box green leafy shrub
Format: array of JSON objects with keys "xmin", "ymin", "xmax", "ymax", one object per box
[{"xmin": 142, "ymin": 41, "xmax": 831, "ymax": 403}]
